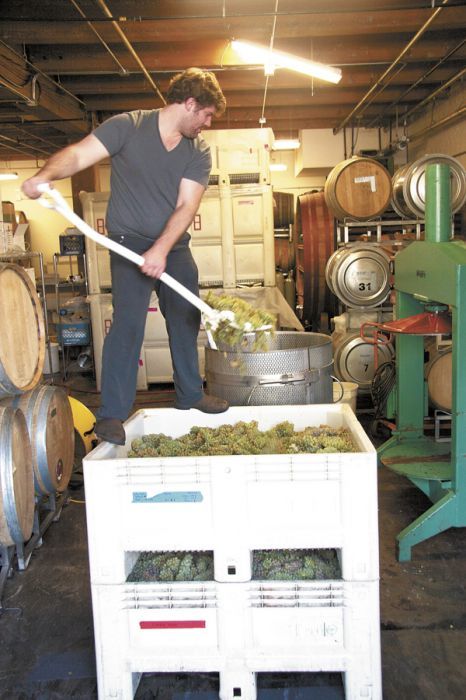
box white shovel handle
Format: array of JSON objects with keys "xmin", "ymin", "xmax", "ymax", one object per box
[{"xmin": 36, "ymin": 183, "xmax": 216, "ymax": 320}]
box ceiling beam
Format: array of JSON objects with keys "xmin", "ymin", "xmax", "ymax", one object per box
[
  {"xmin": 25, "ymin": 34, "xmax": 466, "ymax": 74},
  {"xmin": 1, "ymin": 7, "xmax": 465, "ymax": 43},
  {"xmin": 0, "ymin": 43, "xmax": 89, "ymax": 136},
  {"xmin": 56, "ymin": 62, "xmax": 464, "ymax": 93}
]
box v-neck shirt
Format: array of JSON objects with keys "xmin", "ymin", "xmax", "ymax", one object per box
[{"xmin": 93, "ymin": 109, "xmax": 211, "ymax": 242}]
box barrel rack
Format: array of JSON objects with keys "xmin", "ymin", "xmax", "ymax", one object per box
[
  {"xmin": 0, "ymin": 491, "xmax": 68, "ymax": 611},
  {"xmin": 336, "ymin": 218, "xmax": 424, "ymax": 245}
]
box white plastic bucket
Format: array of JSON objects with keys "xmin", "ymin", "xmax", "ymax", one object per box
[{"xmin": 333, "ymin": 381, "xmax": 358, "ymax": 412}]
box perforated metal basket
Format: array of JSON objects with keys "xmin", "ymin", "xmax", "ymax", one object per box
[{"xmin": 205, "ymin": 331, "xmax": 333, "ymax": 406}]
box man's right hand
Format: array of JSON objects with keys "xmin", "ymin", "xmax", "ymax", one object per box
[{"xmin": 22, "ymin": 176, "xmax": 49, "ymax": 200}]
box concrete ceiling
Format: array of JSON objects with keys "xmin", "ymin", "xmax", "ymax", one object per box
[{"xmin": 0, "ymin": 0, "xmax": 465, "ymax": 160}]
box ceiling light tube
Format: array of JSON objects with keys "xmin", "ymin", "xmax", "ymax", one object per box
[
  {"xmin": 232, "ymin": 40, "xmax": 342, "ymax": 84},
  {"xmin": 273, "ymin": 139, "xmax": 300, "ymax": 150}
]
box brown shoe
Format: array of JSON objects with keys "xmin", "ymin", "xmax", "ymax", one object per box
[
  {"xmin": 94, "ymin": 418, "xmax": 125, "ymax": 445},
  {"xmin": 175, "ymin": 394, "xmax": 229, "ymax": 414}
]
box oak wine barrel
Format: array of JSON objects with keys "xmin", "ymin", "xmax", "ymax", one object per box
[
  {"xmin": 2, "ymin": 385, "xmax": 75, "ymax": 495},
  {"xmin": 0, "ymin": 264, "xmax": 45, "ymax": 398},
  {"xmin": 295, "ymin": 191, "xmax": 337, "ymax": 330},
  {"xmin": 324, "ymin": 156, "xmax": 392, "ymax": 221},
  {"xmin": 426, "ymin": 348, "xmax": 452, "ymax": 412},
  {"xmin": 0, "ymin": 406, "xmax": 34, "ymax": 546},
  {"xmin": 273, "ymin": 191, "xmax": 295, "ymax": 272}
]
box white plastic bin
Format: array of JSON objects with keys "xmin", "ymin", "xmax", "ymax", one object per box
[
  {"xmin": 83, "ymin": 405, "xmax": 379, "ymax": 585},
  {"xmin": 90, "ymin": 579, "xmax": 381, "ymax": 700}
]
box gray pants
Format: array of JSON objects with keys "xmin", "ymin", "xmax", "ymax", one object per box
[{"xmin": 97, "ymin": 234, "xmax": 203, "ymax": 421}]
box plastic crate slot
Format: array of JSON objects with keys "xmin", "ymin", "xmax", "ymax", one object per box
[{"xmin": 127, "ymin": 550, "xmax": 214, "ymax": 583}]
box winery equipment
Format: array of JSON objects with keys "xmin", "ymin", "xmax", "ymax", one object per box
[
  {"xmin": 205, "ymin": 331, "xmax": 333, "ymax": 406},
  {"xmin": 378, "ymin": 162, "xmax": 466, "ymax": 561}
]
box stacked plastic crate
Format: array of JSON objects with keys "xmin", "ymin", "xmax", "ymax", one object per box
[{"xmin": 83, "ymin": 404, "xmax": 382, "ymax": 699}]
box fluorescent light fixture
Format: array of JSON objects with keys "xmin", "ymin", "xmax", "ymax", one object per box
[
  {"xmin": 273, "ymin": 139, "xmax": 300, "ymax": 150},
  {"xmin": 0, "ymin": 172, "xmax": 19, "ymax": 181},
  {"xmin": 231, "ymin": 40, "xmax": 342, "ymax": 84},
  {"xmin": 270, "ymin": 163, "xmax": 287, "ymax": 172}
]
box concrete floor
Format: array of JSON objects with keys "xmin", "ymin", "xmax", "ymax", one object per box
[{"xmin": 1, "ymin": 375, "xmax": 465, "ymax": 699}]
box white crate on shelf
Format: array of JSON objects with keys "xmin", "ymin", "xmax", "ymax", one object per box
[
  {"xmin": 91, "ymin": 578, "xmax": 381, "ymax": 700},
  {"xmin": 83, "ymin": 405, "xmax": 378, "ymax": 585}
]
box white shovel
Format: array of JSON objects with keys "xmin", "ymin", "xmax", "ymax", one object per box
[{"xmin": 36, "ymin": 184, "xmax": 270, "ymax": 349}]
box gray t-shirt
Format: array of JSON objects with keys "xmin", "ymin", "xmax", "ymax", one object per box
[{"xmin": 93, "ymin": 109, "xmax": 211, "ymax": 242}]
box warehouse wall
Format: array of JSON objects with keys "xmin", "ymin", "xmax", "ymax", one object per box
[{"xmin": 407, "ymin": 82, "xmax": 465, "ymax": 167}]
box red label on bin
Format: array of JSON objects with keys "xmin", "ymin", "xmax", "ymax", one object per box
[{"xmin": 139, "ymin": 620, "xmax": 206, "ymax": 630}]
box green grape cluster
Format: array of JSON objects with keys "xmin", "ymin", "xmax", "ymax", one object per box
[
  {"xmin": 253, "ymin": 548, "xmax": 341, "ymax": 581},
  {"xmin": 127, "ymin": 550, "xmax": 214, "ymax": 583},
  {"xmin": 204, "ymin": 291, "xmax": 276, "ymax": 350},
  {"xmin": 128, "ymin": 421, "xmax": 357, "ymax": 458}
]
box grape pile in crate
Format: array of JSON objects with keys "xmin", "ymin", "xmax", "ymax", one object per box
[{"xmin": 128, "ymin": 420, "xmax": 357, "ymax": 457}]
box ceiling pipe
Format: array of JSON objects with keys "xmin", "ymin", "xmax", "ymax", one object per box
[
  {"xmin": 403, "ymin": 66, "xmax": 466, "ymax": 121},
  {"xmin": 93, "ymin": 0, "xmax": 166, "ymax": 105},
  {"xmin": 68, "ymin": 0, "xmax": 130, "ymax": 76},
  {"xmin": 408, "ymin": 105, "xmax": 466, "ymax": 142},
  {"xmin": 333, "ymin": 0, "xmax": 450, "ymax": 133},
  {"xmin": 0, "ymin": 134, "xmax": 52, "ymax": 157},
  {"xmin": 366, "ymin": 38, "xmax": 465, "ymax": 127},
  {"xmin": 0, "ymin": 40, "xmax": 86, "ymax": 108}
]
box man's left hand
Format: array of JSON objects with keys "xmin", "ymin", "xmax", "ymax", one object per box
[{"xmin": 141, "ymin": 243, "xmax": 167, "ymax": 278}]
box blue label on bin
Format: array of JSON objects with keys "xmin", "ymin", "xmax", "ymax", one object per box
[{"xmin": 132, "ymin": 491, "xmax": 203, "ymax": 503}]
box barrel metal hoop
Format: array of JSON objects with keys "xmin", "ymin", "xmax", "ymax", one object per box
[{"xmin": 1, "ymin": 409, "xmax": 23, "ymax": 544}]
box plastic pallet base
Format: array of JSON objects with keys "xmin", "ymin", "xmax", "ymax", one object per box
[{"xmin": 91, "ymin": 579, "xmax": 381, "ymax": 700}]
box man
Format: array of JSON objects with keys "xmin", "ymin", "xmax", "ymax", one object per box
[{"xmin": 22, "ymin": 67, "xmax": 229, "ymax": 445}]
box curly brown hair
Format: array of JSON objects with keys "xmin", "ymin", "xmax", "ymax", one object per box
[{"xmin": 166, "ymin": 68, "xmax": 226, "ymax": 115}]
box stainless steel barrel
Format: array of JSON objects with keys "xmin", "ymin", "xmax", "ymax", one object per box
[
  {"xmin": 332, "ymin": 331, "xmax": 395, "ymax": 392},
  {"xmin": 325, "ymin": 244, "xmax": 392, "ymax": 308},
  {"xmin": 391, "ymin": 154, "xmax": 466, "ymax": 219}
]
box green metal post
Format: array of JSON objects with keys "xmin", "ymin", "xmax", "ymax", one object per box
[
  {"xmin": 395, "ymin": 292, "xmax": 424, "ymax": 438},
  {"xmin": 424, "ymin": 162, "xmax": 451, "ymax": 244}
]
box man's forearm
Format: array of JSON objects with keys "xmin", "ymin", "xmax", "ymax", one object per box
[
  {"xmin": 35, "ymin": 145, "xmax": 84, "ymax": 182},
  {"xmin": 154, "ymin": 201, "xmax": 199, "ymax": 254},
  {"xmin": 22, "ymin": 134, "xmax": 110, "ymax": 199}
]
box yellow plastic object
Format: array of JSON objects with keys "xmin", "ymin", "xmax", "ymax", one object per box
[{"xmin": 68, "ymin": 396, "xmax": 96, "ymax": 454}]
